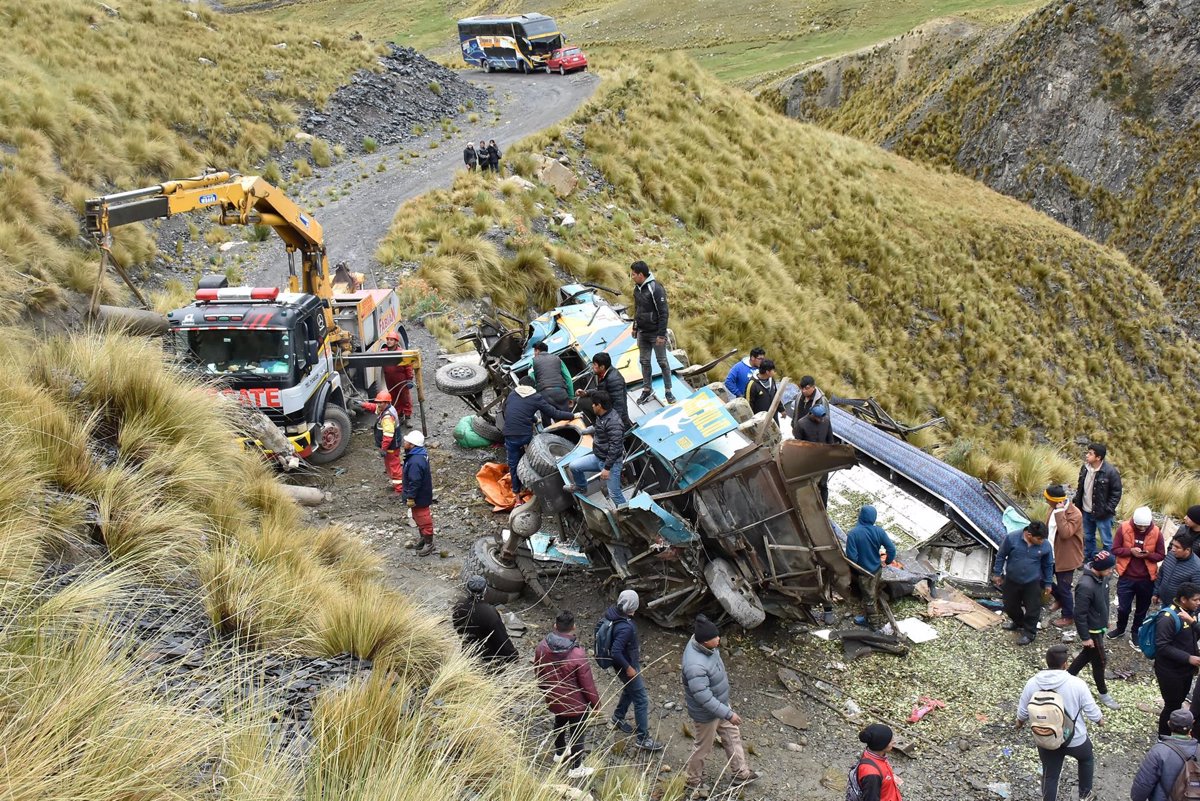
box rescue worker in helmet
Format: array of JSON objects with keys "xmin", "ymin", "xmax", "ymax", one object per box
[
  {"xmin": 381, "ymin": 331, "xmax": 415, "ymax": 425},
  {"xmin": 361, "ymin": 389, "xmax": 404, "ymax": 494}
]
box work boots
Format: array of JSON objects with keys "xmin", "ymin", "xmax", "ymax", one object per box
[{"xmin": 415, "ymin": 538, "xmax": 434, "ymax": 557}]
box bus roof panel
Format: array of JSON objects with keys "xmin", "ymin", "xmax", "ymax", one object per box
[{"xmin": 458, "ymin": 13, "xmax": 554, "ymax": 24}]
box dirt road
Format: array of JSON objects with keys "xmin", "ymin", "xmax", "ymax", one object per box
[{"xmin": 241, "ymin": 70, "xmax": 598, "ymax": 285}]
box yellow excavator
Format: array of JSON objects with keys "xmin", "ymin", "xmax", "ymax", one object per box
[{"xmin": 85, "ymin": 170, "xmax": 425, "ymax": 467}]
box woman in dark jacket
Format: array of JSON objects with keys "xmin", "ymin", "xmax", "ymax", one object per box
[
  {"xmin": 487, "ymin": 139, "xmax": 502, "ymax": 173},
  {"xmin": 533, "ymin": 611, "xmax": 600, "ymax": 777}
]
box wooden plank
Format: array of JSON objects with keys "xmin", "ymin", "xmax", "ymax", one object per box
[{"xmin": 915, "ymin": 583, "xmax": 1001, "ymax": 630}]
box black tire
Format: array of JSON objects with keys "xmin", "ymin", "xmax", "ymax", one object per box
[
  {"xmin": 704, "ymin": 558, "xmax": 767, "ymax": 628},
  {"xmin": 469, "ymin": 414, "xmax": 503, "ymax": 443},
  {"xmin": 516, "ymin": 453, "xmax": 543, "ymax": 491},
  {"xmin": 308, "ymin": 404, "xmax": 352, "ymax": 465},
  {"xmin": 435, "ymin": 362, "xmax": 490, "ymax": 396},
  {"xmin": 524, "ymin": 433, "xmax": 576, "ymax": 476},
  {"xmin": 508, "ymin": 498, "xmax": 543, "ymax": 538},
  {"xmin": 484, "ymin": 60, "xmax": 492, "ymax": 73},
  {"xmin": 463, "ymin": 537, "xmax": 525, "ymax": 600}
]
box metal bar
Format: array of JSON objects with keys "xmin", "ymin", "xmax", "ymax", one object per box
[{"xmin": 645, "ymin": 583, "xmax": 697, "ymax": 608}]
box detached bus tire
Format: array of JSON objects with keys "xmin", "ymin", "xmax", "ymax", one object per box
[
  {"xmin": 309, "ymin": 405, "xmax": 352, "ymax": 465},
  {"xmin": 435, "ymin": 362, "xmax": 489, "ymax": 396},
  {"xmin": 462, "ymin": 537, "xmax": 525, "ymax": 604},
  {"xmin": 524, "ymin": 433, "xmax": 575, "ymax": 476},
  {"xmin": 704, "ymin": 558, "xmax": 767, "ymax": 629},
  {"xmin": 469, "ymin": 414, "xmax": 503, "ymax": 443}
]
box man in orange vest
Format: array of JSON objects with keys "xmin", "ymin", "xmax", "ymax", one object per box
[
  {"xmin": 381, "ymin": 331, "xmax": 414, "ymax": 423},
  {"xmin": 1109, "ymin": 505, "xmax": 1164, "ymax": 646},
  {"xmin": 361, "ymin": 389, "xmax": 404, "ymax": 494}
]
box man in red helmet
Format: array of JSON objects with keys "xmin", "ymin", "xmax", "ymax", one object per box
[
  {"xmin": 361, "ymin": 389, "xmax": 404, "ymax": 494},
  {"xmin": 382, "ymin": 331, "xmax": 415, "ymax": 424}
]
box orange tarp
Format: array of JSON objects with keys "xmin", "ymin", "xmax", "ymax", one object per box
[{"xmin": 476, "ymin": 462, "xmax": 531, "ymax": 512}]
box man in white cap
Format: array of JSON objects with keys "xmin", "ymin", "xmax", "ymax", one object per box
[
  {"xmin": 1109, "ymin": 505, "xmax": 1164, "ymax": 647},
  {"xmin": 402, "ymin": 429, "xmax": 435, "ymax": 556},
  {"xmin": 599, "ymin": 589, "xmax": 664, "ymax": 751}
]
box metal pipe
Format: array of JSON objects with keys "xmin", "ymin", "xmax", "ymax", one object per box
[{"xmin": 91, "ymin": 305, "xmax": 168, "ymax": 336}]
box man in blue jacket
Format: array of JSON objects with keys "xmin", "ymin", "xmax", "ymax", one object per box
[
  {"xmin": 723, "ymin": 347, "xmax": 765, "ymax": 399},
  {"xmin": 402, "ymin": 430, "xmax": 435, "ymax": 557},
  {"xmin": 845, "ymin": 505, "xmax": 897, "ymax": 629},
  {"xmin": 502, "ymin": 383, "xmax": 578, "ymax": 495},
  {"xmin": 993, "ymin": 521, "xmax": 1054, "ymax": 645},
  {"xmin": 603, "ymin": 590, "xmax": 664, "ymax": 751}
]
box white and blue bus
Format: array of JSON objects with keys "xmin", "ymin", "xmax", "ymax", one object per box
[{"xmin": 457, "ymin": 13, "xmax": 564, "ymax": 73}]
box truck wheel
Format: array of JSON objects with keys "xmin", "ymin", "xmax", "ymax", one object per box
[
  {"xmin": 508, "ymin": 497, "xmax": 543, "ymax": 538},
  {"xmin": 704, "ymin": 558, "xmax": 767, "ymax": 629},
  {"xmin": 469, "ymin": 414, "xmax": 503, "ymax": 443},
  {"xmin": 308, "ymin": 405, "xmax": 352, "ymax": 465},
  {"xmin": 524, "ymin": 433, "xmax": 575, "ymax": 476},
  {"xmin": 435, "ymin": 362, "xmax": 489, "ymax": 396},
  {"xmin": 462, "ymin": 537, "xmax": 525, "ymax": 604}
]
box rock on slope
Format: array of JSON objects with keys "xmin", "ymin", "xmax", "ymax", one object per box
[{"xmin": 775, "ymin": 0, "xmax": 1200, "ymax": 304}]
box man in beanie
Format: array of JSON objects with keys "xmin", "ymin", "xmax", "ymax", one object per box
[
  {"xmin": 533, "ymin": 610, "xmax": 600, "ymax": 780},
  {"xmin": 601, "ymin": 589, "xmax": 664, "ymax": 751},
  {"xmin": 451, "ymin": 575, "xmax": 518, "ymax": 668},
  {"xmin": 400, "ymin": 430, "xmax": 435, "ymax": 556},
  {"xmin": 845, "ymin": 505, "xmax": 897, "ymax": 628},
  {"xmin": 852, "ymin": 723, "xmax": 902, "ymax": 801},
  {"xmin": 1131, "ymin": 708, "xmax": 1199, "ymax": 801},
  {"xmin": 682, "ymin": 615, "xmax": 757, "ymax": 796},
  {"xmin": 1073, "ymin": 442, "xmax": 1122, "ymax": 561},
  {"xmin": 992, "ymin": 521, "xmax": 1054, "ymax": 646},
  {"xmin": 793, "ymin": 404, "xmax": 835, "ymax": 505},
  {"xmin": 1154, "ymin": 532, "xmax": 1200, "ymax": 608},
  {"xmin": 1044, "ymin": 483, "xmax": 1084, "ymax": 629},
  {"xmin": 1110, "ymin": 506, "xmax": 1164, "ymax": 644},
  {"xmin": 1067, "ymin": 551, "xmax": 1120, "ymax": 709},
  {"xmin": 1177, "ymin": 505, "xmax": 1200, "ymax": 557},
  {"xmin": 1017, "ymin": 645, "xmax": 1103, "ymax": 801}
]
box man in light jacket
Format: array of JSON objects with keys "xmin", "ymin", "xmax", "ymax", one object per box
[
  {"xmin": 1045, "ymin": 483, "xmax": 1084, "ymax": 629},
  {"xmin": 682, "ymin": 615, "xmax": 757, "ymax": 797},
  {"xmin": 1131, "ymin": 708, "xmax": 1199, "ymax": 801},
  {"xmin": 1017, "ymin": 644, "xmax": 1103, "ymax": 801}
]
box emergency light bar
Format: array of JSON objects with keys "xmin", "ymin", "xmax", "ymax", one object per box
[{"xmin": 194, "ymin": 287, "xmax": 281, "ymax": 302}]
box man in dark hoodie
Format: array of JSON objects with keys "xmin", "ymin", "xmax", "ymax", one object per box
[
  {"xmin": 1131, "ymin": 708, "xmax": 1199, "ymax": 801},
  {"xmin": 1153, "ymin": 581, "xmax": 1200, "ymax": 736},
  {"xmin": 534, "ymin": 611, "xmax": 601, "ymax": 779},
  {"xmin": 845, "ymin": 505, "xmax": 897, "ymax": 629},
  {"xmin": 1074, "ymin": 442, "xmax": 1122, "ymax": 562},
  {"xmin": 1154, "ymin": 532, "xmax": 1200, "ymax": 608},
  {"xmin": 576, "ymin": 352, "xmax": 632, "ymax": 429},
  {"xmin": 682, "ymin": 614, "xmax": 757, "ymax": 796},
  {"xmin": 564, "ymin": 390, "xmax": 626, "ymax": 506},
  {"xmin": 1067, "ymin": 551, "xmax": 1120, "ymax": 709},
  {"xmin": 630, "ymin": 260, "xmax": 674, "ymax": 405},
  {"xmin": 451, "ymin": 575, "xmax": 518, "ymax": 668},
  {"xmin": 602, "ymin": 589, "xmax": 664, "ymax": 751},
  {"xmin": 1177, "ymin": 505, "xmax": 1200, "ymax": 557},
  {"xmin": 463, "ymin": 141, "xmax": 478, "ymax": 172},
  {"xmin": 503, "ymin": 383, "xmax": 579, "ymax": 495}
]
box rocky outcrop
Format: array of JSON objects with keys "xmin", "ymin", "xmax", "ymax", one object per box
[{"xmin": 774, "ymin": 0, "xmax": 1200, "ymax": 303}]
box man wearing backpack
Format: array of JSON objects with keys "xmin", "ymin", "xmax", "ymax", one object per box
[
  {"xmin": 1017, "ymin": 644, "xmax": 1103, "ymax": 801},
  {"xmin": 599, "ymin": 590, "xmax": 665, "ymax": 751},
  {"xmin": 1131, "ymin": 708, "xmax": 1200, "ymax": 801},
  {"xmin": 1067, "ymin": 551, "xmax": 1120, "ymax": 709},
  {"xmin": 993, "ymin": 521, "xmax": 1055, "ymax": 646},
  {"xmin": 1153, "ymin": 582, "xmax": 1200, "ymax": 736},
  {"xmin": 849, "ymin": 723, "xmax": 903, "ymax": 801}
]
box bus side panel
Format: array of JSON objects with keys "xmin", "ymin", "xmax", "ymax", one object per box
[{"xmin": 459, "ymin": 27, "xmax": 486, "ymax": 67}]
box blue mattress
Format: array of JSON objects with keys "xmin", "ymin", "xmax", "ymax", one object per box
[{"xmin": 829, "ymin": 406, "xmax": 1006, "ymax": 549}]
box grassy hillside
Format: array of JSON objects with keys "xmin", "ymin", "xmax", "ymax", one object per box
[
  {"xmin": 224, "ymin": 0, "xmax": 1047, "ymax": 83},
  {"xmin": 0, "ymin": 0, "xmax": 373, "ymax": 316},
  {"xmin": 377, "ymin": 54, "xmax": 1200, "ymax": 506},
  {"xmin": 771, "ymin": 0, "xmax": 1200, "ymax": 304},
  {"xmin": 1, "ymin": 332, "xmax": 657, "ymax": 801}
]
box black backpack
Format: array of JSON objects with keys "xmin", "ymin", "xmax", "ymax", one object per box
[{"xmin": 594, "ymin": 617, "xmax": 618, "ymax": 670}]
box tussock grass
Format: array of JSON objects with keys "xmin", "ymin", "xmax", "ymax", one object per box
[
  {"xmin": 379, "ymin": 53, "xmax": 1200, "ymax": 509},
  {"xmin": 0, "ymin": 0, "xmax": 372, "ymax": 314}
]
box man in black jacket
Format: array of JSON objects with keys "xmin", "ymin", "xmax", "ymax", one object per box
[
  {"xmin": 577, "ymin": 352, "xmax": 632, "ymax": 429},
  {"xmin": 463, "ymin": 142, "xmax": 478, "ymax": 172},
  {"xmin": 793, "ymin": 404, "xmax": 834, "ymax": 505},
  {"xmin": 565, "ymin": 390, "xmax": 627, "ymax": 505},
  {"xmin": 452, "ymin": 575, "xmax": 518, "ymax": 668},
  {"xmin": 1074, "ymin": 442, "xmax": 1122, "ymax": 562},
  {"xmin": 630, "ymin": 261, "xmax": 674, "ymax": 405},
  {"xmin": 745, "ymin": 359, "xmax": 779, "ymax": 419},
  {"xmin": 1067, "ymin": 552, "xmax": 1120, "ymax": 709},
  {"xmin": 1154, "ymin": 581, "xmax": 1200, "ymax": 735},
  {"xmin": 503, "ymin": 384, "xmax": 578, "ymax": 495},
  {"xmin": 531, "ymin": 341, "xmax": 573, "ymax": 426}
]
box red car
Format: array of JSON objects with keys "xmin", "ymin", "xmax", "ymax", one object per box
[{"xmin": 546, "ymin": 46, "xmax": 587, "ymax": 74}]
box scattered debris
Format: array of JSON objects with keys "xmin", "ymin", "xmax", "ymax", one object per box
[
  {"xmin": 770, "ymin": 705, "xmax": 810, "ymax": 731},
  {"xmin": 915, "ymin": 583, "xmax": 1000, "ymax": 630},
  {"xmin": 894, "ymin": 617, "xmax": 939, "ymax": 643},
  {"xmin": 907, "ymin": 697, "xmax": 946, "ymax": 723}
]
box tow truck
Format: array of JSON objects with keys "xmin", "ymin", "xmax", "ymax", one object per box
[{"xmin": 85, "ymin": 171, "xmax": 425, "ymax": 466}]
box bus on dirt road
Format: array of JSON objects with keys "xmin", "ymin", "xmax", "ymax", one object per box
[{"xmin": 457, "ymin": 13, "xmax": 564, "ymax": 73}]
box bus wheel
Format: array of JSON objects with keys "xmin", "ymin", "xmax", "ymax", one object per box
[
  {"xmin": 521, "ymin": 61, "xmax": 529, "ymax": 74},
  {"xmin": 483, "ymin": 60, "xmax": 491, "ymax": 73}
]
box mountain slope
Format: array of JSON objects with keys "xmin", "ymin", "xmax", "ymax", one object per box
[
  {"xmin": 773, "ymin": 0, "xmax": 1200, "ymax": 306},
  {"xmin": 380, "ymin": 53, "xmax": 1199, "ymax": 479}
]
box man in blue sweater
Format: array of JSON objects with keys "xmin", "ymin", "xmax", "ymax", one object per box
[
  {"xmin": 993, "ymin": 521, "xmax": 1055, "ymax": 645},
  {"xmin": 845, "ymin": 505, "xmax": 897, "ymax": 629},
  {"xmin": 723, "ymin": 347, "xmax": 765, "ymax": 399}
]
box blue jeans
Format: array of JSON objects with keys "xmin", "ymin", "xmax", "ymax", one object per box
[
  {"xmin": 506, "ymin": 435, "xmax": 531, "ymax": 493},
  {"xmin": 1082, "ymin": 512, "xmax": 1114, "ymax": 561},
  {"xmin": 569, "ymin": 453, "xmax": 626, "ymax": 505},
  {"xmin": 614, "ymin": 672, "xmax": 650, "ymax": 738}
]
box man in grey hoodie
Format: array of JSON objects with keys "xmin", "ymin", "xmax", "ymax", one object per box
[
  {"xmin": 1017, "ymin": 644, "xmax": 1103, "ymax": 801},
  {"xmin": 1068, "ymin": 551, "xmax": 1120, "ymax": 709},
  {"xmin": 682, "ymin": 615, "xmax": 757, "ymax": 797},
  {"xmin": 1131, "ymin": 708, "xmax": 1199, "ymax": 801}
]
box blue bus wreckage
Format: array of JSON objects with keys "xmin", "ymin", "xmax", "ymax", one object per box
[{"xmin": 435, "ymin": 285, "xmax": 1021, "ymax": 629}]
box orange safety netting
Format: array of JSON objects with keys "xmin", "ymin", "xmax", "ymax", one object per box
[{"xmin": 476, "ymin": 462, "xmax": 533, "ymax": 512}]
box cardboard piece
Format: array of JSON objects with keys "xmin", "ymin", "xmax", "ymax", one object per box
[
  {"xmin": 915, "ymin": 583, "xmax": 1001, "ymax": 630},
  {"xmin": 895, "ymin": 617, "xmax": 939, "ymax": 643},
  {"xmin": 771, "ymin": 705, "xmax": 810, "ymax": 730}
]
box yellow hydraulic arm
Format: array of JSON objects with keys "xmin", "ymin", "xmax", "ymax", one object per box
[{"xmin": 85, "ymin": 171, "xmax": 337, "ymax": 330}]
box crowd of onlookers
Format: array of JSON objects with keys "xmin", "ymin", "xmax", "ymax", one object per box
[{"xmin": 463, "ymin": 139, "xmax": 502, "ymax": 173}]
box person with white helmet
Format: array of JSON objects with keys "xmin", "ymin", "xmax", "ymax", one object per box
[
  {"xmin": 1109, "ymin": 505, "xmax": 1164, "ymax": 647},
  {"xmin": 401, "ymin": 429, "xmax": 435, "ymax": 556}
]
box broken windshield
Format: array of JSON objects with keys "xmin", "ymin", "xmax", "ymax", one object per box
[{"xmin": 173, "ymin": 329, "xmax": 293, "ymax": 377}]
